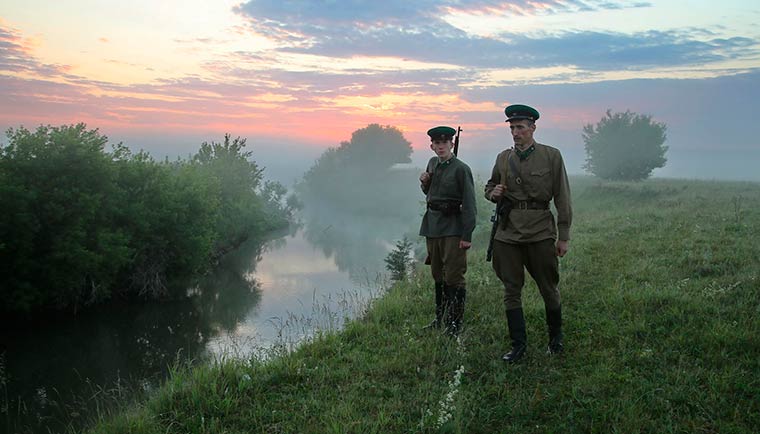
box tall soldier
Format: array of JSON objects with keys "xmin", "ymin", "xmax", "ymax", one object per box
[
  {"xmin": 419, "ymin": 126, "xmax": 476, "ymax": 335},
  {"xmin": 484, "ymin": 105, "xmax": 572, "ymax": 363}
]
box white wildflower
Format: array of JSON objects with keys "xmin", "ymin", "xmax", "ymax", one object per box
[{"xmin": 436, "ymin": 365, "xmax": 465, "ymax": 428}]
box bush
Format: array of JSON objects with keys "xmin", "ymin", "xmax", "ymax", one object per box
[
  {"xmin": 0, "ymin": 125, "xmax": 292, "ymax": 314},
  {"xmin": 0, "ymin": 124, "xmax": 130, "ymax": 311}
]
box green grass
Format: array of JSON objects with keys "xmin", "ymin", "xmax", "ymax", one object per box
[{"xmin": 89, "ymin": 177, "xmax": 760, "ymax": 433}]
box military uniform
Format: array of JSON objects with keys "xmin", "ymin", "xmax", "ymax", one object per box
[
  {"xmin": 484, "ymin": 104, "xmax": 572, "ymax": 362},
  {"xmin": 420, "ymin": 126, "xmax": 476, "ymax": 334}
]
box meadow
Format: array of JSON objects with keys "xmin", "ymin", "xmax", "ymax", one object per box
[{"xmin": 88, "ymin": 176, "xmax": 760, "ymax": 433}]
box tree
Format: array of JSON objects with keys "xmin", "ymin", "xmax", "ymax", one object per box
[
  {"xmin": 582, "ymin": 110, "xmax": 668, "ymax": 181},
  {"xmin": 192, "ymin": 134, "xmax": 271, "ymax": 247},
  {"xmin": 384, "ymin": 237, "xmax": 414, "ymax": 282},
  {"xmin": 114, "ymin": 153, "xmax": 220, "ymax": 299},
  {"xmin": 1, "ymin": 126, "xmax": 294, "ymax": 315},
  {"xmin": 298, "ymin": 124, "xmax": 417, "ymax": 216},
  {"xmin": 0, "ymin": 124, "xmax": 129, "ymax": 311},
  {"xmin": 300, "ymin": 124, "xmax": 412, "ymax": 191},
  {"xmin": 342, "ymin": 123, "xmax": 412, "ymax": 169}
]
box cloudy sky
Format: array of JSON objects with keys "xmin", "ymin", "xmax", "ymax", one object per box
[{"xmin": 2, "ymin": 0, "xmax": 759, "ymax": 182}]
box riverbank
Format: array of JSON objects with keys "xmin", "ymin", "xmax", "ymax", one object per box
[{"xmin": 90, "ymin": 177, "xmax": 760, "ymax": 433}]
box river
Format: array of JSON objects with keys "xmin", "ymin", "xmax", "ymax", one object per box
[{"xmin": 0, "ymin": 211, "xmax": 414, "ymax": 433}]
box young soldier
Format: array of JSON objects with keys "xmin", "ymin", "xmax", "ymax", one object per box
[
  {"xmin": 484, "ymin": 104, "xmax": 572, "ymax": 362},
  {"xmin": 419, "ymin": 126, "xmax": 476, "ymax": 335}
]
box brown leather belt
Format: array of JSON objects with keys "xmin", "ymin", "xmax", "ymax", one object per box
[{"xmin": 513, "ymin": 200, "xmax": 549, "ymax": 210}]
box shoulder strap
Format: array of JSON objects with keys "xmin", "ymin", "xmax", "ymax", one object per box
[
  {"xmin": 505, "ymin": 149, "xmax": 523, "ymax": 186},
  {"xmin": 426, "ymin": 157, "xmax": 437, "ymax": 175}
]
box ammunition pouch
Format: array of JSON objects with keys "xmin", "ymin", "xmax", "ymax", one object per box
[{"xmin": 427, "ymin": 200, "xmax": 462, "ymax": 216}]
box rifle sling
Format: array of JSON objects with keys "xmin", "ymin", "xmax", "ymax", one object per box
[{"xmin": 506, "ymin": 150, "xmax": 522, "ymax": 186}]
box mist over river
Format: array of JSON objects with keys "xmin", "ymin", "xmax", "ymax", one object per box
[{"xmin": 0, "ymin": 209, "xmax": 415, "ymax": 433}]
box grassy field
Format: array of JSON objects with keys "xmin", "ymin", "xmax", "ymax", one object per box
[{"xmin": 90, "ymin": 177, "xmax": 759, "ymax": 433}]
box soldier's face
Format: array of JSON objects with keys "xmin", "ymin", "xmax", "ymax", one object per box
[
  {"xmin": 430, "ymin": 139, "xmax": 454, "ymax": 159},
  {"xmin": 509, "ymin": 120, "xmax": 536, "ymax": 147}
]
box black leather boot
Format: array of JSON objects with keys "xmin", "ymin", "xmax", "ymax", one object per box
[
  {"xmin": 423, "ymin": 282, "xmax": 445, "ymax": 329},
  {"xmin": 442, "ymin": 284, "xmax": 456, "ymax": 335},
  {"xmin": 446, "ymin": 286, "xmax": 466, "ymax": 336},
  {"xmin": 502, "ymin": 307, "xmax": 527, "ymax": 363},
  {"xmin": 546, "ymin": 305, "xmax": 564, "ymax": 354}
]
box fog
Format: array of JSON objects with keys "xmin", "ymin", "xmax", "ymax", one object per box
[
  {"xmin": 110, "ymin": 133, "xmax": 759, "ymax": 191},
  {"xmin": 439, "ymin": 146, "xmax": 760, "ymax": 183}
]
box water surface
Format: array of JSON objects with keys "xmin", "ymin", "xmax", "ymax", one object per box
[{"xmin": 1, "ymin": 214, "xmax": 408, "ymax": 433}]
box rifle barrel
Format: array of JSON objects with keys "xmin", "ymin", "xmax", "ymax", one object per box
[{"xmin": 453, "ymin": 126, "xmax": 462, "ymax": 156}]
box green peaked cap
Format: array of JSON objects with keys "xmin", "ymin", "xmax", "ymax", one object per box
[
  {"xmin": 427, "ymin": 126, "xmax": 457, "ymax": 140},
  {"xmin": 504, "ymin": 104, "xmax": 540, "ymax": 122}
]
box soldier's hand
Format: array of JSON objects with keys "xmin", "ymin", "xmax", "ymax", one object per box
[
  {"xmin": 459, "ymin": 240, "xmax": 471, "ymax": 250},
  {"xmin": 556, "ymin": 240, "xmax": 569, "ymax": 257},
  {"xmin": 419, "ymin": 172, "xmax": 431, "ymax": 185},
  {"xmin": 490, "ymin": 184, "xmax": 507, "ymax": 201}
]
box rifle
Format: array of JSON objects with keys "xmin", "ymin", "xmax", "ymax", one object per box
[
  {"xmin": 486, "ymin": 199, "xmax": 511, "ymax": 262},
  {"xmin": 487, "ymin": 151, "xmax": 519, "ymax": 262},
  {"xmin": 453, "ymin": 126, "xmax": 462, "ymax": 156},
  {"xmin": 425, "ymin": 126, "xmax": 463, "ymax": 266},
  {"xmin": 485, "ymin": 202, "xmax": 500, "ymax": 262}
]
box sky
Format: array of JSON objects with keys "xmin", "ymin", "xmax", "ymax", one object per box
[{"xmin": 2, "ymin": 0, "xmax": 760, "ymax": 184}]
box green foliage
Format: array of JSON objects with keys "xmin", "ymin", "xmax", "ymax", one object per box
[
  {"xmin": 193, "ymin": 134, "xmax": 267, "ymax": 246},
  {"xmin": 0, "ymin": 125, "xmax": 292, "ymax": 314},
  {"xmin": 260, "ymin": 179, "xmax": 301, "ymax": 223},
  {"xmin": 384, "ymin": 237, "xmax": 414, "ymax": 281},
  {"xmin": 90, "ymin": 177, "xmax": 760, "ymax": 434},
  {"xmin": 113, "ymin": 151, "xmax": 220, "ymax": 299},
  {"xmin": 0, "ymin": 124, "xmax": 130, "ymax": 311},
  {"xmin": 583, "ymin": 110, "xmax": 668, "ymax": 181},
  {"xmin": 191, "ymin": 134, "xmax": 295, "ymax": 252}
]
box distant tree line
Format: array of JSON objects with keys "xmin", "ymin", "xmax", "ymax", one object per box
[{"xmin": 0, "ymin": 124, "xmax": 296, "ymax": 315}]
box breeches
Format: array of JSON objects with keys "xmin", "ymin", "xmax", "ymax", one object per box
[
  {"xmin": 491, "ymin": 239, "xmax": 561, "ymax": 310},
  {"xmin": 426, "ymin": 236, "xmax": 467, "ymax": 288}
]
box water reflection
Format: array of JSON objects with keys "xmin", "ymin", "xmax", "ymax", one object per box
[
  {"xmin": 205, "ymin": 204, "xmax": 417, "ymax": 358},
  {"xmin": 301, "ymin": 202, "xmax": 415, "ymax": 283},
  {"xmin": 205, "ymin": 227, "xmax": 384, "ymax": 358},
  {"xmin": 0, "ymin": 207, "xmax": 415, "ymax": 433},
  {"xmin": 0, "ymin": 235, "xmax": 265, "ymax": 433}
]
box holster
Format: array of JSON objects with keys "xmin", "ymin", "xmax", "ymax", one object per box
[{"xmin": 497, "ymin": 200, "xmax": 512, "ymax": 230}]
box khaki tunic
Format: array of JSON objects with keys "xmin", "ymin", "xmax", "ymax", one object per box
[
  {"xmin": 484, "ymin": 143, "xmax": 572, "ymax": 243},
  {"xmin": 484, "ymin": 142, "xmax": 572, "ymax": 310}
]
